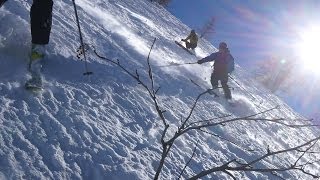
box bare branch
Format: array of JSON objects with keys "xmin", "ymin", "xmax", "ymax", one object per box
[
  {"xmin": 297, "ymin": 158, "xmax": 320, "ymax": 167},
  {"xmin": 180, "ymin": 90, "xmax": 211, "ymax": 129},
  {"xmin": 155, "ymin": 87, "xmax": 161, "ymax": 94},
  {"xmin": 188, "ymin": 159, "xmax": 237, "ymax": 180},
  {"xmin": 190, "ymin": 134, "xmax": 320, "ymax": 179},
  {"xmin": 186, "ymin": 114, "xmax": 232, "ymax": 128},
  {"xmin": 178, "ymin": 140, "xmax": 200, "ymax": 179},
  {"xmin": 293, "ymin": 140, "xmax": 318, "ymax": 167},
  {"xmin": 298, "ymin": 167, "xmax": 319, "ymax": 178},
  {"xmin": 147, "ymin": 38, "xmax": 157, "ymax": 95},
  {"xmin": 223, "ymin": 170, "xmax": 236, "ymax": 180},
  {"xmin": 161, "ymin": 124, "xmax": 169, "ymax": 144},
  {"xmin": 244, "ymin": 136, "xmax": 320, "ymax": 168}
]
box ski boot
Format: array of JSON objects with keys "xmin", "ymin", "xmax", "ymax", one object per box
[{"xmin": 25, "ymin": 44, "xmax": 45, "ymax": 90}]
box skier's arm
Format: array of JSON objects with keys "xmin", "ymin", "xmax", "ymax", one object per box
[
  {"xmin": 197, "ymin": 52, "xmax": 217, "ymax": 64},
  {"xmin": 182, "ymin": 33, "xmax": 191, "ymax": 42}
]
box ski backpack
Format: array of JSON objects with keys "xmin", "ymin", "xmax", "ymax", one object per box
[{"xmin": 227, "ymin": 55, "xmax": 235, "ymax": 73}]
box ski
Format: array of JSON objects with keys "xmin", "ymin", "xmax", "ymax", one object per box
[
  {"xmin": 175, "ymin": 41, "xmax": 194, "ymax": 55},
  {"xmin": 25, "ymin": 45, "xmax": 45, "ymax": 91}
]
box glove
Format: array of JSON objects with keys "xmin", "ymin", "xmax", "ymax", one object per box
[
  {"xmin": 197, "ymin": 60, "xmax": 202, "ymax": 64},
  {"xmin": 181, "ymin": 39, "xmax": 185, "ymax": 42}
]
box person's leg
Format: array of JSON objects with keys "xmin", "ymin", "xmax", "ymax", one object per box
[
  {"xmin": 210, "ymin": 73, "xmax": 219, "ymax": 88},
  {"xmin": 221, "ymin": 75, "xmax": 232, "ymax": 99},
  {"xmin": 27, "ymin": 0, "xmax": 53, "ymax": 87},
  {"xmin": 30, "ymin": 0, "xmax": 53, "ymax": 45},
  {"xmin": 185, "ymin": 41, "xmax": 191, "ymax": 49},
  {"xmin": 191, "ymin": 43, "xmax": 197, "ymax": 50}
]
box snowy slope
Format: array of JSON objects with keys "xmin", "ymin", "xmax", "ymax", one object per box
[{"xmin": 0, "ymin": 0, "xmax": 319, "ymax": 179}]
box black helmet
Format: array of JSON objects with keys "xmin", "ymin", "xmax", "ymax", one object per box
[{"xmin": 219, "ymin": 42, "xmax": 227, "ymax": 49}]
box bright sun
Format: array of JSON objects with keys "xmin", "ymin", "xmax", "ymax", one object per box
[{"xmin": 296, "ymin": 26, "xmax": 320, "ymax": 73}]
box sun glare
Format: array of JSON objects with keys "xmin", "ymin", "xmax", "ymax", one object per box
[{"xmin": 296, "ymin": 26, "xmax": 320, "ymax": 73}]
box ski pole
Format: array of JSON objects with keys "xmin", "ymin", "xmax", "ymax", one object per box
[
  {"xmin": 157, "ymin": 62, "xmax": 197, "ymax": 67},
  {"xmin": 175, "ymin": 62, "xmax": 197, "ymax": 66},
  {"xmin": 72, "ymin": 0, "xmax": 93, "ymax": 76}
]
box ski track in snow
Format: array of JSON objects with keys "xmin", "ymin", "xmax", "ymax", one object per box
[{"xmin": 0, "ymin": 0, "xmax": 319, "ymax": 179}]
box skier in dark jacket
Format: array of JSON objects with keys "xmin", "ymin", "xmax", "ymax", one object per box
[
  {"xmin": 197, "ymin": 42, "xmax": 233, "ymax": 99},
  {"xmin": 181, "ymin": 30, "xmax": 198, "ymax": 50}
]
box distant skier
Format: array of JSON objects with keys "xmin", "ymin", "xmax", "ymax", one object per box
[
  {"xmin": 197, "ymin": 42, "xmax": 234, "ymax": 100},
  {"xmin": 24, "ymin": 0, "xmax": 53, "ymax": 89},
  {"xmin": 181, "ymin": 30, "xmax": 198, "ymax": 50}
]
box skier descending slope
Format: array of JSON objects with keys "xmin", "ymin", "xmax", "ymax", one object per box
[
  {"xmin": 181, "ymin": 29, "xmax": 198, "ymax": 50},
  {"xmin": 25, "ymin": 0, "xmax": 53, "ymax": 90},
  {"xmin": 197, "ymin": 42, "xmax": 234, "ymax": 100}
]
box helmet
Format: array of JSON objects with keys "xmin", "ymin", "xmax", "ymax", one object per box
[
  {"xmin": 191, "ymin": 29, "xmax": 195, "ymax": 34},
  {"xmin": 219, "ymin": 42, "xmax": 227, "ymax": 49}
]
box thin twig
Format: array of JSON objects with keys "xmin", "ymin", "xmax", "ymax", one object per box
[
  {"xmin": 178, "ymin": 140, "xmax": 200, "ymax": 179},
  {"xmin": 147, "ymin": 38, "xmax": 157, "ymax": 94}
]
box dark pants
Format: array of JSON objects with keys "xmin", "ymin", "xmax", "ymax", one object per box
[
  {"xmin": 30, "ymin": 0, "xmax": 53, "ymax": 44},
  {"xmin": 185, "ymin": 42, "xmax": 197, "ymax": 50},
  {"xmin": 210, "ymin": 72, "xmax": 232, "ymax": 99}
]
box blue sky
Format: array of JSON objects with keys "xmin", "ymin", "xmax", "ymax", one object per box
[{"xmin": 168, "ymin": 0, "xmax": 320, "ymax": 67}]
